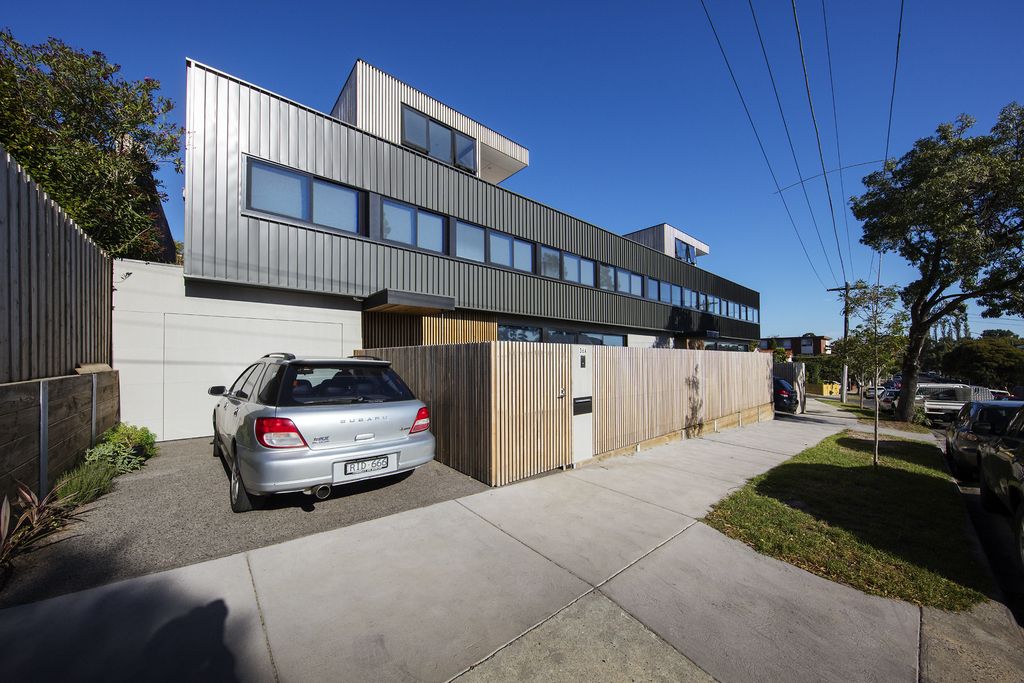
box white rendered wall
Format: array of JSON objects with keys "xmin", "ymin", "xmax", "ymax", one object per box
[{"xmin": 112, "ymin": 260, "xmax": 362, "ymax": 441}]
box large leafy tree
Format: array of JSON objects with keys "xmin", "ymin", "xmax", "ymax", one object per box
[
  {"xmin": 852, "ymin": 103, "xmax": 1024, "ymax": 421},
  {"xmin": 0, "ymin": 30, "xmax": 181, "ymax": 259},
  {"xmin": 942, "ymin": 338, "xmax": 1024, "ymax": 388}
]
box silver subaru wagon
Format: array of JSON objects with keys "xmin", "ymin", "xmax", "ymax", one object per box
[{"xmin": 209, "ymin": 353, "xmax": 435, "ymax": 512}]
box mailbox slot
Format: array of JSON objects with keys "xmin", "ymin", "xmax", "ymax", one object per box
[{"xmin": 573, "ymin": 397, "xmax": 593, "ymax": 416}]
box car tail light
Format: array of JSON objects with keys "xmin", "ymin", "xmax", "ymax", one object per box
[
  {"xmin": 409, "ymin": 407, "xmax": 431, "ymax": 434},
  {"xmin": 776, "ymin": 389, "xmax": 790, "ymax": 398},
  {"xmin": 255, "ymin": 417, "xmax": 307, "ymax": 448}
]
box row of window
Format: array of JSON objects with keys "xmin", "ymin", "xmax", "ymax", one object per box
[
  {"xmin": 401, "ymin": 106, "xmax": 476, "ymax": 173},
  {"xmin": 498, "ymin": 325, "xmax": 626, "ymax": 347},
  {"xmin": 245, "ymin": 157, "xmax": 759, "ymax": 323}
]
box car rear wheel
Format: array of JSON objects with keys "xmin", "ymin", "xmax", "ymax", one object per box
[{"xmin": 229, "ymin": 452, "xmax": 263, "ymax": 513}]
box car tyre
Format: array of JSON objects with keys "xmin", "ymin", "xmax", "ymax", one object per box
[
  {"xmin": 979, "ymin": 467, "xmax": 1001, "ymax": 513},
  {"xmin": 229, "ymin": 452, "xmax": 263, "ymax": 513}
]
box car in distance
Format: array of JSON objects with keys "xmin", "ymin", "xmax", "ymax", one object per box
[
  {"xmin": 209, "ymin": 353, "xmax": 435, "ymax": 512},
  {"xmin": 879, "ymin": 389, "xmax": 900, "ymax": 412},
  {"xmin": 991, "ymin": 389, "xmax": 1011, "ymax": 401},
  {"xmin": 773, "ymin": 377, "xmax": 799, "ymax": 413},
  {"xmin": 862, "ymin": 386, "xmax": 880, "ymax": 399},
  {"xmin": 946, "ymin": 401, "xmax": 1024, "ymax": 478},
  {"xmin": 978, "ymin": 405, "xmax": 1024, "ymax": 571}
]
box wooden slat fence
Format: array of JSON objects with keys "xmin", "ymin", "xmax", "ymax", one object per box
[
  {"xmin": 0, "ymin": 144, "xmax": 112, "ymax": 384},
  {"xmin": 361, "ymin": 342, "xmax": 772, "ymax": 487}
]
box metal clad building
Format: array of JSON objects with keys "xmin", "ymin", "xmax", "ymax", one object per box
[{"xmin": 182, "ymin": 59, "xmax": 761, "ymax": 348}]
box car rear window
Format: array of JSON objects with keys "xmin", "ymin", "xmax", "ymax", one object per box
[{"xmin": 277, "ymin": 363, "xmax": 415, "ymax": 406}]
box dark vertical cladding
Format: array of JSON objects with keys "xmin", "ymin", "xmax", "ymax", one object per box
[{"xmin": 184, "ymin": 62, "xmax": 760, "ymax": 339}]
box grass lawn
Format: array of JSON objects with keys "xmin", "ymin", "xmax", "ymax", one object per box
[
  {"xmin": 704, "ymin": 431, "xmax": 990, "ymax": 611},
  {"xmin": 836, "ymin": 401, "xmax": 932, "ymax": 434}
]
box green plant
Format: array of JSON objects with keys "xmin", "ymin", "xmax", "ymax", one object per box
[
  {"xmin": 1, "ymin": 482, "xmax": 79, "ymax": 571},
  {"xmin": 103, "ymin": 423, "xmax": 158, "ymax": 460},
  {"xmin": 912, "ymin": 406, "xmax": 930, "ymax": 426},
  {"xmin": 84, "ymin": 441, "xmax": 144, "ymax": 474},
  {"xmin": 56, "ymin": 460, "xmax": 116, "ymax": 505}
]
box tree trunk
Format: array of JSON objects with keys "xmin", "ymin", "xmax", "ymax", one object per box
[{"xmin": 895, "ymin": 323, "xmax": 929, "ymax": 422}]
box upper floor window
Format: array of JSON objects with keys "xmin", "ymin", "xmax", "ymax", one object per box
[
  {"xmin": 540, "ymin": 247, "xmax": 561, "ymax": 278},
  {"xmin": 401, "ymin": 106, "xmax": 477, "ymax": 173},
  {"xmin": 646, "ymin": 277, "xmax": 660, "ymax": 301},
  {"xmin": 455, "ymin": 221, "xmax": 486, "ymax": 262},
  {"xmin": 247, "ymin": 158, "xmax": 358, "ymax": 233},
  {"xmin": 382, "ymin": 199, "xmax": 444, "ymax": 252},
  {"xmin": 489, "ymin": 232, "xmax": 534, "ymax": 272},
  {"xmin": 598, "ymin": 264, "xmax": 615, "ymax": 291}
]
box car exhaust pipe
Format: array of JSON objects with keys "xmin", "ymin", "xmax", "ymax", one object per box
[{"xmin": 312, "ymin": 484, "xmax": 331, "ymax": 500}]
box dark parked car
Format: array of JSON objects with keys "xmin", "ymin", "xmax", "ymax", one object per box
[
  {"xmin": 946, "ymin": 401, "xmax": 1024, "ymax": 477},
  {"xmin": 773, "ymin": 378, "xmax": 799, "ymax": 413},
  {"xmin": 978, "ymin": 404, "xmax": 1024, "ymax": 571}
]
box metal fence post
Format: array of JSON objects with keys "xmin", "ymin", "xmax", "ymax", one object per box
[
  {"xmin": 39, "ymin": 380, "xmax": 49, "ymax": 495},
  {"xmin": 91, "ymin": 373, "xmax": 98, "ymax": 446}
]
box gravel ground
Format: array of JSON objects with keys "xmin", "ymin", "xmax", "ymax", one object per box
[{"xmin": 1, "ymin": 437, "xmax": 487, "ymax": 608}]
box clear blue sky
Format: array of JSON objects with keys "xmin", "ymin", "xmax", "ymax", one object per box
[{"xmin": 6, "ymin": 0, "xmax": 1023, "ymax": 338}]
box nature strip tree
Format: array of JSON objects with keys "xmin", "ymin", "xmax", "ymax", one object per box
[
  {"xmin": 0, "ymin": 30, "xmax": 181, "ymax": 259},
  {"xmin": 941, "ymin": 338, "xmax": 1024, "ymax": 389},
  {"xmin": 852, "ymin": 103, "xmax": 1024, "ymax": 422}
]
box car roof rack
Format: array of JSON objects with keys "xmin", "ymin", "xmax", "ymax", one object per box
[
  {"xmin": 262, "ymin": 352, "xmax": 296, "ymax": 360},
  {"xmin": 348, "ymin": 354, "xmax": 383, "ymax": 361}
]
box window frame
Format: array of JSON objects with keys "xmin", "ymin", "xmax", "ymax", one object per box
[
  {"xmin": 381, "ymin": 198, "xmax": 446, "ymax": 253},
  {"xmin": 400, "ymin": 105, "xmax": 477, "ymax": 175},
  {"xmin": 244, "ymin": 157, "xmax": 364, "ymax": 236}
]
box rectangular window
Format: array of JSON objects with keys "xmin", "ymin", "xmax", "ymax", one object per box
[
  {"xmin": 601, "ymin": 334, "xmax": 626, "ymax": 347},
  {"xmin": 402, "ymin": 107, "xmax": 428, "ymax": 151},
  {"xmin": 699, "ymin": 293, "xmax": 708, "ymax": 311},
  {"xmin": 513, "ymin": 239, "xmax": 533, "ymax": 272},
  {"xmin": 578, "ymin": 331, "xmax": 605, "ymax": 346},
  {"xmin": 660, "ymin": 281, "xmax": 672, "ymax": 304},
  {"xmin": 646, "ymin": 278, "xmax": 660, "ymax": 300},
  {"xmin": 312, "ymin": 180, "xmax": 358, "ymax": 233},
  {"xmin": 671, "ymin": 285, "xmax": 682, "ymax": 307},
  {"xmin": 455, "ymin": 132, "xmax": 476, "ymax": 172},
  {"xmin": 489, "ymin": 232, "xmax": 513, "ymax": 267},
  {"xmin": 563, "ymin": 254, "xmax": 581, "ymax": 283},
  {"xmin": 545, "ymin": 329, "xmax": 577, "ymax": 344},
  {"xmin": 248, "ymin": 161, "xmax": 309, "ymax": 221},
  {"xmin": 427, "ymin": 120, "xmax": 453, "ymax": 164},
  {"xmin": 580, "ymin": 259, "xmax": 595, "ymax": 287},
  {"xmin": 417, "ymin": 211, "xmax": 445, "ymax": 252},
  {"xmin": 599, "ymin": 264, "xmax": 615, "ymax": 290},
  {"xmin": 540, "ymin": 247, "xmax": 561, "ymax": 278},
  {"xmin": 630, "ymin": 273, "xmax": 643, "ymax": 297},
  {"xmin": 616, "ymin": 269, "xmax": 631, "ymax": 294},
  {"xmin": 498, "ymin": 325, "xmax": 541, "ymax": 342},
  {"xmin": 753, "ymin": 309, "xmax": 760, "ymax": 323},
  {"xmin": 382, "ymin": 200, "xmax": 415, "ymax": 246},
  {"xmin": 455, "ymin": 221, "xmax": 486, "ymax": 262}
]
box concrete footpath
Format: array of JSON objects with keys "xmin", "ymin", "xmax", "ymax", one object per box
[{"xmin": 0, "ymin": 402, "xmax": 1019, "ymax": 682}]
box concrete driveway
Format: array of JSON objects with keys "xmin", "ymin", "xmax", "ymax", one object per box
[{"xmin": 0, "ymin": 436, "xmax": 487, "ymax": 608}]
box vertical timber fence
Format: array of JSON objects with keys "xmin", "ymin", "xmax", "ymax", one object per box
[
  {"xmin": 0, "ymin": 144, "xmax": 117, "ymax": 498},
  {"xmin": 360, "ymin": 342, "xmax": 773, "ymax": 486}
]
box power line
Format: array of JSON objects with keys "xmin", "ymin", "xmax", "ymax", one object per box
[
  {"xmin": 698, "ymin": 0, "xmax": 829, "ymax": 289},
  {"xmin": 791, "ymin": 0, "xmax": 848, "ymax": 284},
  {"xmin": 747, "ymin": 0, "xmax": 840, "ymax": 287},
  {"xmin": 820, "ymin": 0, "xmax": 856, "ymax": 280},
  {"xmin": 877, "ymin": 0, "xmax": 905, "ymax": 288},
  {"xmin": 773, "ymin": 159, "xmax": 883, "ymax": 194}
]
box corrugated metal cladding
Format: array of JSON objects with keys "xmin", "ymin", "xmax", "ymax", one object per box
[
  {"xmin": 331, "ymin": 61, "xmax": 529, "ymax": 167},
  {"xmin": 183, "ymin": 62, "xmax": 760, "ymax": 338}
]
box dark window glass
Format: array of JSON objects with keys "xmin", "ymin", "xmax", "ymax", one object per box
[
  {"xmin": 257, "ymin": 365, "xmax": 284, "ymax": 405},
  {"xmin": 540, "ymin": 247, "xmax": 561, "ymax": 278},
  {"xmin": 675, "ymin": 238, "xmax": 687, "ymax": 260},
  {"xmin": 616, "ymin": 269, "xmax": 631, "ymax": 294},
  {"xmin": 240, "ymin": 364, "xmax": 265, "ymax": 400},
  {"xmin": 249, "ymin": 161, "xmax": 309, "ymax": 220},
  {"xmin": 545, "ymin": 329, "xmax": 576, "ymax": 344},
  {"xmin": 599, "ymin": 264, "xmax": 615, "ymax": 290},
  {"xmin": 630, "ymin": 273, "xmax": 643, "ymax": 297},
  {"xmin": 455, "ymin": 132, "xmax": 476, "ymax": 172},
  {"xmin": 563, "ymin": 254, "xmax": 581, "ymax": 283},
  {"xmin": 382, "ymin": 200, "xmax": 415, "ymax": 245},
  {"xmin": 580, "ymin": 259, "xmax": 595, "ymax": 287},
  {"xmin": 660, "ymin": 282, "xmax": 672, "ymax": 304},
  {"xmin": 279, "ymin": 363, "xmax": 414, "ymax": 406},
  {"xmin": 646, "ymin": 278, "xmax": 659, "ymax": 300},
  {"xmin": 671, "ymin": 285, "xmax": 682, "ymax": 306},
  {"xmin": 402, "ymin": 107, "xmax": 428, "ymax": 150},
  {"xmin": 602, "ymin": 334, "xmax": 626, "ymax": 347},
  {"xmin": 230, "ymin": 364, "xmax": 260, "ymax": 396},
  {"xmin": 578, "ymin": 332, "xmax": 604, "ymax": 346},
  {"xmin": 699, "ymin": 293, "xmax": 708, "ymax": 311},
  {"xmin": 513, "ymin": 239, "xmax": 533, "ymax": 272},
  {"xmin": 313, "ymin": 181, "xmax": 358, "ymax": 233},
  {"xmin": 455, "ymin": 221, "xmax": 486, "ymax": 262},
  {"xmin": 417, "ymin": 211, "xmax": 445, "ymax": 252},
  {"xmin": 427, "ymin": 120, "xmax": 453, "ymax": 163},
  {"xmin": 489, "ymin": 232, "xmax": 513, "ymax": 267},
  {"xmin": 498, "ymin": 325, "xmax": 542, "ymax": 342}
]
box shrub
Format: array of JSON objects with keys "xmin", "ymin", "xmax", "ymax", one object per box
[
  {"xmin": 84, "ymin": 422, "xmax": 158, "ymax": 474},
  {"xmin": 912, "ymin": 406, "xmax": 930, "ymax": 426},
  {"xmin": 103, "ymin": 423, "xmax": 157, "ymax": 460},
  {"xmin": 1, "ymin": 483, "xmax": 80, "ymax": 571},
  {"xmin": 56, "ymin": 460, "xmax": 116, "ymax": 505}
]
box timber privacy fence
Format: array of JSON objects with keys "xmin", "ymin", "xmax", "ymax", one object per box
[
  {"xmin": 0, "ymin": 144, "xmax": 117, "ymax": 498},
  {"xmin": 359, "ymin": 342, "xmax": 773, "ymax": 486}
]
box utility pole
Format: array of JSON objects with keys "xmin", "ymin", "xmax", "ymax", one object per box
[{"xmin": 827, "ymin": 281, "xmax": 864, "ymax": 404}]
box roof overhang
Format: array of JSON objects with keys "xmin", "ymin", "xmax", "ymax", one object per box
[{"xmin": 362, "ymin": 289, "xmax": 455, "ymax": 315}]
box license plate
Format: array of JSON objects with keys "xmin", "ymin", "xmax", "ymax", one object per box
[{"xmin": 344, "ymin": 455, "xmax": 390, "ymax": 476}]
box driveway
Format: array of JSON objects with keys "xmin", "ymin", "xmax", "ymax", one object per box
[{"xmin": 0, "ymin": 436, "xmax": 487, "ymax": 608}]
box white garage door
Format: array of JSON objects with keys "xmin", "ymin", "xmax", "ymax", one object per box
[{"xmin": 162, "ymin": 313, "xmax": 345, "ymax": 441}]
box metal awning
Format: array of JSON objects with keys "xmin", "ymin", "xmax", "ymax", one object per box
[{"xmin": 362, "ymin": 289, "xmax": 455, "ymax": 315}]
